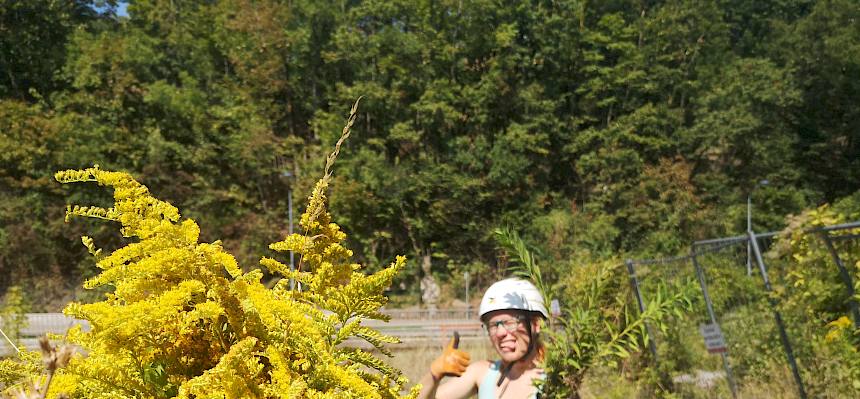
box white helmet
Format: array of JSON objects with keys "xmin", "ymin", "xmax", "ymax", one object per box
[{"xmin": 479, "ymin": 278, "xmax": 548, "ymax": 319}]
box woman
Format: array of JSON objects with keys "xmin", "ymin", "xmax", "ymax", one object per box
[{"xmin": 417, "ymin": 278, "xmax": 547, "ymax": 399}]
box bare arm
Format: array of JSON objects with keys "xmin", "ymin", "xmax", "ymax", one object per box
[
  {"xmin": 417, "ymin": 361, "xmax": 487, "ymax": 399},
  {"xmin": 415, "ymin": 372, "xmax": 441, "ymax": 399}
]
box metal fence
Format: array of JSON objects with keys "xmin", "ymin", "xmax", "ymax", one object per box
[
  {"xmin": 0, "ymin": 313, "xmax": 89, "ymax": 356},
  {"xmin": 0, "ymin": 309, "xmax": 478, "ymax": 356},
  {"xmin": 627, "ymin": 221, "xmax": 860, "ymax": 399}
]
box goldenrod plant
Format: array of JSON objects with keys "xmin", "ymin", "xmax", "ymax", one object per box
[{"xmin": 0, "ymin": 100, "xmax": 418, "ymax": 399}]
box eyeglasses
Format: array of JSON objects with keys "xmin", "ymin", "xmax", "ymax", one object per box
[{"xmin": 484, "ymin": 317, "xmax": 524, "ymax": 334}]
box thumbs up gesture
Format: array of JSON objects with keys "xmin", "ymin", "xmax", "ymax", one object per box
[{"xmin": 430, "ymin": 332, "xmax": 470, "ymax": 379}]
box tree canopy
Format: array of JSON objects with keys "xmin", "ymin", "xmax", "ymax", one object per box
[{"xmin": 1, "ymin": 0, "xmax": 858, "ymax": 308}]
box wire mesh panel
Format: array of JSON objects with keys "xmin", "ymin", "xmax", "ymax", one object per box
[
  {"xmin": 759, "ymin": 224, "xmax": 860, "ymax": 398},
  {"xmin": 817, "ymin": 224, "xmax": 860, "ymax": 328},
  {"xmin": 693, "ymin": 237, "xmax": 793, "ymax": 398},
  {"xmin": 629, "ymin": 252, "xmax": 735, "ymax": 397},
  {"xmin": 692, "ymin": 226, "xmax": 860, "ymax": 399}
]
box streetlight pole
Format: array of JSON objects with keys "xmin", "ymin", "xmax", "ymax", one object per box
[
  {"xmin": 282, "ymin": 170, "xmax": 296, "ymax": 290},
  {"xmin": 747, "ymin": 193, "xmax": 752, "ymax": 276},
  {"xmin": 747, "ymin": 179, "xmax": 769, "ymax": 276},
  {"xmin": 288, "ymin": 186, "xmax": 295, "ymax": 290}
]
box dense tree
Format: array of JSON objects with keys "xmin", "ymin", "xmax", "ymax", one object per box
[
  {"xmin": 0, "ymin": 0, "xmax": 101, "ymax": 100},
  {"xmin": 0, "ymin": 0, "xmax": 857, "ymax": 309}
]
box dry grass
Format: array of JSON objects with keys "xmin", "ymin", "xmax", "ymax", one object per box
[
  {"xmin": 735, "ymin": 364, "xmax": 802, "ymax": 399},
  {"xmin": 579, "ymin": 362, "xmax": 805, "ymax": 399},
  {"xmin": 387, "ymin": 338, "xmax": 495, "ymax": 394}
]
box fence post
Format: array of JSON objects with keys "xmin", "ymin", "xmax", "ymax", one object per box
[
  {"xmin": 818, "ymin": 232, "xmax": 860, "ymax": 329},
  {"xmin": 625, "ymin": 259, "xmax": 658, "ymax": 363},
  {"xmin": 691, "ymin": 250, "xmax": 738, "ymax": 399},
  {"xmin": 747, "ymin": 230, "xmax": 807, "ymax": 399}
]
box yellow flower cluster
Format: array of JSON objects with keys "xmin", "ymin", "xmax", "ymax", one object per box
[{"xmin": 1, "ymin": 152, "xmax": 416, "ymax": 397}]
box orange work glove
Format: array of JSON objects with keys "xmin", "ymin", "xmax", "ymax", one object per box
[{"xmin": 430, "ymin": 335, "xmax": 470, "ymax": 379}]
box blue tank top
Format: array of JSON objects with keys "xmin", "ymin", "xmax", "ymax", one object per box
[{"xmin": 478, "ymin": 361, "xmax": 543, "ymax": 399}]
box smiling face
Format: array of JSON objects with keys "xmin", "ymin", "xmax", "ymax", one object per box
[{"xmin": 483, "ymin": 310, "xmax": 541, "ymax": 363}]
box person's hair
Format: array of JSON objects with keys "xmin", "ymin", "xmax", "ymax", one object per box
[
  {"xmin": 480, "ymin": 308, "xmax": 545, "ymax": 324},
  {"xmin": 526, "ymin": 312, "xmax": 545, "ymax": 363},
  {"xmin": 535, "ymin": 339, "xmax": 545, "ymax": 363}
]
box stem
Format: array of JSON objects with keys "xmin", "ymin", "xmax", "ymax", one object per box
[{"xmin": 40, "ymin": 371, "xmax": 54, "ymax": 399}]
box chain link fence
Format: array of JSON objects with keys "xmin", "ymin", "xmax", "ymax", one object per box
[{"xmin": 627, "ymin": 221, "xmax": 860, "ymax": 398}]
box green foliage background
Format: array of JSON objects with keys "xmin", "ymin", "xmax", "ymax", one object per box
[{"xmin": 1, "ymin": 0, "xmax": 858, "ymax": 311}]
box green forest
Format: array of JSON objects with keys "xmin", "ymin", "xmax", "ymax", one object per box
[
  {"xmin": 2, "ymin": 0, "xmax": 857, "ymax": 306},
  {"xmin": 1, "ymin": 0, "xmax": 859, "ymax": 397}
]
